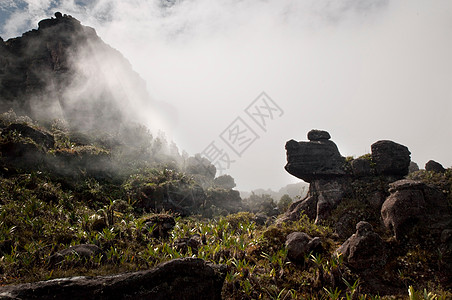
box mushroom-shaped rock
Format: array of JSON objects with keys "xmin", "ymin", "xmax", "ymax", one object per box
[
  {"xmin": 371, "ymin": 140, "xmax": 410, "ymax": 176},
  {"xmin": 285, "ymin": 131, "xmax": 346, "ymax": 183},
  {"xmin": 285, "ymin": 232, "xmax": 322, "ymax": 265},
  {"xmin": 335, "ymin": 221, "xmax": 386, "ymax": 271}
]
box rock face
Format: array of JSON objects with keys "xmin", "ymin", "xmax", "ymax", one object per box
[
  {"xmin": 425, "ymin": 160, "xmax": 446, "ymax": 173},
  {"xmin": 285, "ymin": 232, "xmax": 322, "ymax": 265},
  {"xmin": 371, "ymin": 140, "xmax": 411, "ymax": 176},
  {"xmin": 0, "ymin": 258, "xmax": 227, "ymax": 300},
  {"xmin": 381, "ymin": 179, "xmax": 451, "ymax": 241},
  {"xmin": 335, "ymin": 221, "xmax": 386, "ymax": 271}
]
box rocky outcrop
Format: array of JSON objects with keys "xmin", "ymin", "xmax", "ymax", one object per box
[
  {"xmin": 0, "ymin": 258, "xmax": 227, "ymax": 300},
  {"xmin": 285, "ymin": 232, "xmax": 322, "ymax": 265},
  {"xmin": 335, "ymin": 221, "xmax": 386, "ymax": 271},
  {"xmin": 282, "ymin": 130, "xmax": 412, "ymax": 225},
  {"xmin": 371, "ymin": 140, "xmax": 410, "ymax": 176},
  {"xmin": 381, "ymin": 179, "xmax": 451, "ymax": 241},
  {"xmin": 425, "ymin": 160, "xmax": 446, "ymax": 173}
]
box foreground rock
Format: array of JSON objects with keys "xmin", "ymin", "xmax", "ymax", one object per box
[
  {"xmin": 335, "ymin": 221, "xmax": 386, "ymax": 271},
  {"xmin": 0, "ymin": 258, "xmax": 227, "ymax": 300}
]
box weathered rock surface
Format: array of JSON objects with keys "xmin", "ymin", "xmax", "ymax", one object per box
[
  {"xmin": 335, "ymin": 221, "xmax": 386, "ymax": 271},
  {"xmin": 425, "ymin": 160, "xmax": 446, "ymax": 173},
  {"xmin": 0, "ymin": 258, "xmax": 227, "ymax": 300},
  {"xmin": 371, "ymin": 140, "xmax": 411, "ymax": 176},
  {"xmin": 285, "ymin": 232, "xmax": 322, "ymax": 265},
  {"xmin": 381, "ymin": 179, "xmax": 451, "ymax": 241}
]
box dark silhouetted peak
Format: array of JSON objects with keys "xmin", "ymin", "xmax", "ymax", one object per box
[{"xmin": 0, "ymin": 13, "xmax": 150, "ymax": 132}]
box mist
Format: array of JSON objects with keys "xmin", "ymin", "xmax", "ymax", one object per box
[{"xmin": 1, "ymin": 0, "xmax": 451, "ymax": 191}]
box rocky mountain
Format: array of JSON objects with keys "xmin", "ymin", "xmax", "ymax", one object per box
[{"xmin": 0, "ymin": 12, "xmax": 150, "ymax": 132}]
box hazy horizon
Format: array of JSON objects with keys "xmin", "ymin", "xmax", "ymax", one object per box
[{"xmin": 1, "ymin": 0, "xmax": 451, "ymax": 191}]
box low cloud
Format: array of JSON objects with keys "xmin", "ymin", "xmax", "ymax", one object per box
[{"xmin": 1, "ymin": 0, "xmax": 451, "ymax": 190}]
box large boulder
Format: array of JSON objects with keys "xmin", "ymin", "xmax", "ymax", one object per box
[
  {"xmin": 0, "ymin": 258, "xmax": 227, "ymax": 300},
  {"xmin": 425, "ymin": 160, "xmax": 446, "ymax": 173},
  {"xmin": 285, "ymin": 130, "xmax": 346, "ymax": 183},
  {"xmin": 371, "ymin": 140, "xmax": 410, "ymax": 176},
  {"xmin": 335, "ymin": 221, "xmax": 386, "ymax": 271},
  {"xmin": 381, "ymin": 179, "xmax": 451, "ymax": 241}
]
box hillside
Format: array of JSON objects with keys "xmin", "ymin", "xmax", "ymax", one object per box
[{"xmin": 0, "ymin": 14, "xmax": 451, "ymax": 299}]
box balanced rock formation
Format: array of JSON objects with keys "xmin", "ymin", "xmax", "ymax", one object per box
[
  {"xmin": 285, "ymin": 130, "xmax": 346, "ymax": 183},
  {"xmin": 282, "ymin": 130, "xmax": 412, "ymax": 225},
  {"xmin": 0, "ymin": 258, "xmax": 227, "ymax": 300}
]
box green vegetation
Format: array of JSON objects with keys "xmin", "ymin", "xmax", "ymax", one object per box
[{"xmin": 0, "ymin": 111, "xmax": 451, "ymax": 299}]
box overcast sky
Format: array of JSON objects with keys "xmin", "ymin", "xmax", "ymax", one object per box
[{"xmin": 1, "ymin": 0, "xmax": 451, "ymax": 191}]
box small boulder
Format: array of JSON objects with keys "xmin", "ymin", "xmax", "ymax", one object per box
[
  {"xmin": 142, "ymin": 214, "xmax": 176, "ymax": 239},
  {"xmin": 371, "ymin": 140, "xmax": 410, "ymax": 176},
  {"xmin": 173, "ymin": 234, "xmax": 202, "ymax": 254},
  {"xmin": 425, "ymin": 160, "xmax": 446, "ymax": 173},
  {"xmin": 49, "ymin": 244, "xmax": 103, "ymax": 267},
  {"xmin": 335, "ymin": 221, "xmax": 386, "ymax": 271},
  {"xmin": 285, "ymin": 232, "xmax": 322, "ymax": 265},
  {"xmin": 408, "ymin": 161, "xmax": 419, "ymax": 173},
  {"xmin": 307, "ymin": 129, "xmax": 331, "ymax": 141}
]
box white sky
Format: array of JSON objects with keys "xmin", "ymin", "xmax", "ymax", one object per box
[{"xmin": 1, "ymin": 0, "xmax": 451, "ymax": 191}]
